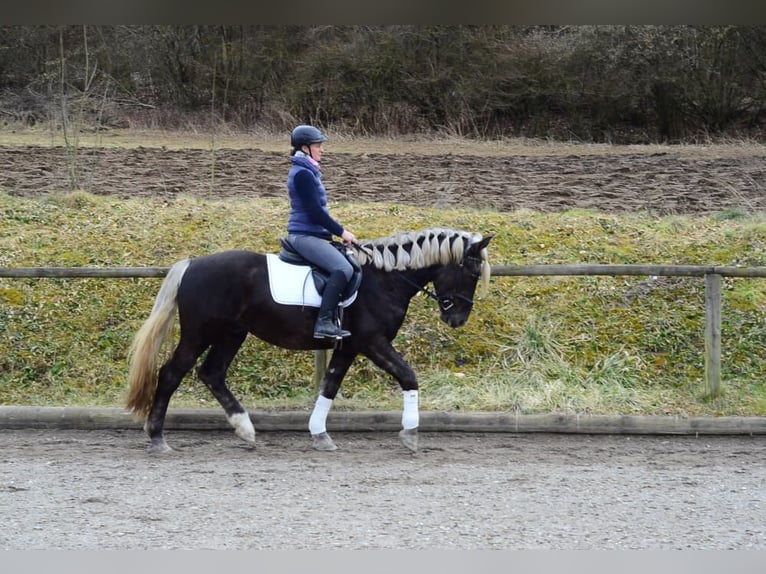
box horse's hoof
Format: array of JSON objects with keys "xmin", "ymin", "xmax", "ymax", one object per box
[
  {"xmin": 399, "ymin": 428, "xmax": 418, "ymax": 452},
  {"xmin": 147, "ymin": 439, "xmax": 173, "ymax": 454},
  {"xmin": 229, "ymin": 412, "xmax": 256, "ymax": 445},
  {"xmin": 234, "ymin": 427, "xmax": 256, "ymax": 445},
  {"xmin": 312, "ymin": 432, "xmax": 338, "ymax": 451}
]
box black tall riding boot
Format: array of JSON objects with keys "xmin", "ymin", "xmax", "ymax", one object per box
[{"xmin": 314, "ymin": 271, "xmax": 352, "ymax": 339}]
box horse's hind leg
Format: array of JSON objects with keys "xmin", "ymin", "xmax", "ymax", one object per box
[
  {"xmin": 197, "ymin": 330, "xmax": 255, "ymax": 446},
  {"xmin": 146, "ymin": 339, "xmax": 206, "ymax": 454}
]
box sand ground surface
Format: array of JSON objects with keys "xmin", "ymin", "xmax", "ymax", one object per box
[{"xmin": 1, "ymin": 429, "xmax": 764, "ymax": 549}]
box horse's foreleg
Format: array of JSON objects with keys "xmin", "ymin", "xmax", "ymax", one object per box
[
  {"xmin": 309, "ymin": 349, "xmax": 356, "ymax": 451},
  {"xmin": 197, "ymin": 331, "xmax": 253, "ymax": 446},
  {"xmin": 363, "ymin": 342, "xmax": 419, "ymax": 452}
]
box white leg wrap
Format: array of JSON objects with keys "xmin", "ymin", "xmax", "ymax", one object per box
[
  {"xmin": 309, "ymin": 395, "xmax": 333, "ymax": 435},
  {"xmin": 228, "ymin": 411, "xmax": 255, "ymax": 443},
  {"xmin": 402, "ymin": 389, "xmax": 419, "ymax": 430}
]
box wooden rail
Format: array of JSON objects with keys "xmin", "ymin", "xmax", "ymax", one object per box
[
  {"xmin": 0, "ymin": 267, "xmax": 169, "ymax": 278},
  {"xmin": 4, "ymin": 264, "xmax": 766, "ymax": 397},
  {"xmin": 4, "ymin": 263, "xmax": 765, "ymax": 279},
  {"xmin": 491, "ymin": 264, "xmax": 766, "ymax": 278}
]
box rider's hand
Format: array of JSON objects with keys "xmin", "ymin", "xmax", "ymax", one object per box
[{"xmin": 341, "ymin": 229, "xmax": 357, "ymax": 244}]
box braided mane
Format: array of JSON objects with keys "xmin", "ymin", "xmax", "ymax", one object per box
[{"xmin": 350, "ymin": 227, "xmax": 491, "ymax": 293}]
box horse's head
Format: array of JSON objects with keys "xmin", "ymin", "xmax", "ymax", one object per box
[
  {"xmin": 432, "ymin": 233, "xmax": 493, "ymax": 327},
  {"xmin": 351, "ymin": 228, "xmax": 493, "ymax": 328}
]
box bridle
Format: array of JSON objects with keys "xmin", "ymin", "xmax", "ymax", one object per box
[{"xmin": 398, "ymin": 253, "xmax": 483, "ymax": 312}]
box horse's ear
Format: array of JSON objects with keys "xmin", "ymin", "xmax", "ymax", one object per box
[{"xmin": 468, "ymin": 233, "xmax": 494, "ymax": 254}]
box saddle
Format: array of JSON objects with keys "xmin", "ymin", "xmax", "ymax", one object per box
[{"xmin": 276, "ymin": 237, "xmax": 363, "ymax": 303}]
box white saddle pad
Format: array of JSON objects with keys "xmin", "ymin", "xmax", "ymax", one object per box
[{"xmin": 266, "ymin": 254, "xmax": 357, "ymax": 308}]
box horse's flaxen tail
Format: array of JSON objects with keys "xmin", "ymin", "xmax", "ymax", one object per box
[{"xmin": 126, "ymin": 258, "xmax": 191, "ymax": 421}]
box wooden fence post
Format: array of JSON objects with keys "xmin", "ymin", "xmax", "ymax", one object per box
[{"xmin": 704, "ymin": 273, "xmax": 722, "ymax": 398}]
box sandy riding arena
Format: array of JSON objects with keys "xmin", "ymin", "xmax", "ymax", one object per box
[{"xmin": 1, "ymin": 429, "xmax": 764, "ymax": 549}]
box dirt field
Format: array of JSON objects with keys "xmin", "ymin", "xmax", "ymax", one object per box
[
  {"xmin": 1, "ymin": 142, "xmax": 764, "ymax": 214},
  {"xmin": 1, "ymin": 429, "xmax": 764, "ymax": 550}
]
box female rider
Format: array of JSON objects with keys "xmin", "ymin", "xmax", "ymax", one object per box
[{"xmin": 286, "ymin": 124, "xmax": 357, "ymax": 339}]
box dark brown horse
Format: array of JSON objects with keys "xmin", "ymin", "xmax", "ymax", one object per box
[{"xmin": 126, "ymin": 228, "xmax": 492, "ymax": 453}]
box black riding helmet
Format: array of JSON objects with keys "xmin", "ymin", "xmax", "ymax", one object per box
[{"xmin": 290, "ymin": 124, "xmax": 328, "ymax": 154}]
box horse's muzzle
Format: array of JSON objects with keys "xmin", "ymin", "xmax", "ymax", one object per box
[{"xmin": 442, "ymin": 312, "xmax": 469, "ymax": 328}]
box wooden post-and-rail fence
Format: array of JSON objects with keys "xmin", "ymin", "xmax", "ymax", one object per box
[{"xmin": 3, "ymin": 263, "xmax": 766, "ymax": 398}]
